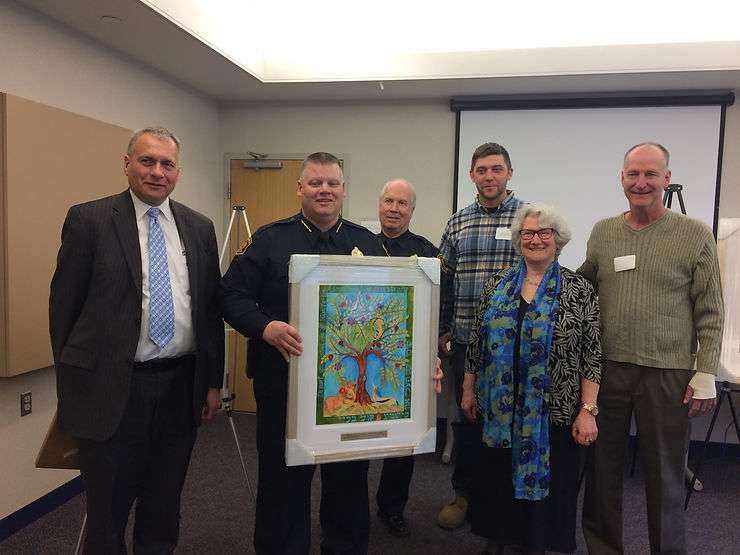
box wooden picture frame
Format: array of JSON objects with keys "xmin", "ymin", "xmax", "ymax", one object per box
[{"xmin": 286, "ymin": 255, "xmax": 440, "ymax": 466}]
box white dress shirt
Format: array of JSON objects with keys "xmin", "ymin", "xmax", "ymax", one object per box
[{"xmin": 130, "ymin": 190, "xmax": 195, "ymax": 361}]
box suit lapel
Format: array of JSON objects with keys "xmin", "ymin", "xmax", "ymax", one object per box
[
  {"xmin": 112, "ymin": 191, "xmax": 142, "ymax": 298},
  {"xmin": 171, "ymin": 200, "xmax": 200, "ymax": 322}
]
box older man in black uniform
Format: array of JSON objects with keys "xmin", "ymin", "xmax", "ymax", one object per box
[
  {"xmin": 221, "ymin": 152, "xmax": 385, "ymax": 554},
  {"xmin": 375, "ymin": 178, "xmax": 439, "ymax": 537}
]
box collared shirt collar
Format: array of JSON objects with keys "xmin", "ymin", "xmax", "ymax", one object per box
[
  {"xmin": 299, "ymin": 212, "xmax": 343, "ymax": 234},
  {"xmin": 379, "ymin": 229, "xmax": 411, "ymax": 242},
  {"xmin": 379, "ymin": 230, "xmax": 413, "ymax": 257},
  {"xmin": 476, "ymin": 190, "xmax": 515, "ymax": 214},
  {"xmin": 130, "ymin": 189, "xmax": 173, "ymax": 222}
]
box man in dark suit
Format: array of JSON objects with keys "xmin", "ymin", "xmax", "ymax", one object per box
[
  {"xmin": 49, "ymin": 127, "xmax": 224, "ymax": 554},
  {"xmin": 375, "ymin": 178, "xmax": 439, "ymax": 537}
]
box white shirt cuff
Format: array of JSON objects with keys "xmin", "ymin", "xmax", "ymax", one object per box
[{"xmin": 688, "ymin": 372, "xmax": 717, "ymax": 399}]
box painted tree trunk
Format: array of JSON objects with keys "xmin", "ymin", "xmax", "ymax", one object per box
[{"xmin": 354, "ymin": 354, "xmax": 372, "ymax": 405}]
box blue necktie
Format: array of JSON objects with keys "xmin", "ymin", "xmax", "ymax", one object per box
[{"xmin": 147, "ymin": 207, "xmax": 175, "ymax": 348}]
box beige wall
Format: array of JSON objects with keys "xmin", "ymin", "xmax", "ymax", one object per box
[
  {"xmin": 221, "ymin": 100, "xmax": 740, "ymax": 247},
  {"xmin": 0, "ymin": 3, "xmax": 223, "ymax": 231},
  {"xmin": 220, "ymin": 101, "xmax": 456, "ymax": 244},
  {"xmin": 0, "ymin": 367, "xmax": 78, "ymax": 520},
  {"xmin": 0, "ymin": 2, "xmax": 221, "ymax": 519}
]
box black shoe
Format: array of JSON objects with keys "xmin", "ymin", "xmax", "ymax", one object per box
[{"xmin": 377, "ymin": 511, "xmax": 410, "ymax": 537}]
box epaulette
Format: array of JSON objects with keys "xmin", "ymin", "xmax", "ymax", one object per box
[{"xmin": 252, "ymin": 214, "xmax": 301, "ymax": 237}]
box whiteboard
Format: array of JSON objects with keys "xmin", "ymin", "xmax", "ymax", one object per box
[{"xmin": 456, "ymin": 106, "xmax": 722, "ymax": 270}]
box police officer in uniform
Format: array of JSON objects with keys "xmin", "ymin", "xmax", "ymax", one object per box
[
  {"xmin": 220, "ymin": 152, "xmax": 385, "ymax": 554},
  {"xmin": 375, "ymin": 179, "xmax": 439, "ymax": 537}
]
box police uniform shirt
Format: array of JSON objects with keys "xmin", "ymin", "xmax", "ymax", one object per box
[
  {"xmin": 220, "ymin": 213, "xmax": 385, "ymax": 376},
  {"xmin": 378, "ymin": 229, "xmax": 439, "ymax": 258}
]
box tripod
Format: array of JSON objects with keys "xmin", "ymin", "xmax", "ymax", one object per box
[
  {"xmin": 685, "ymin": 381, "xmax": 740, "ymax": 508},
  {"xmin": 662, "ymin": 183, "xmax": 686, "ymax": 214},
  {"xmin": 658, "ymin": 187, "xmax": 740, "ymax": 508},
  {"xmin": 219, "ymin": 205, "xmax": 255, "ymax": 500}
]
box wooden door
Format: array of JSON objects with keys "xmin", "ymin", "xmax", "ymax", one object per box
[{"xmin": 226, "ymin": 159, "xmax": 303, "ymax": 412}]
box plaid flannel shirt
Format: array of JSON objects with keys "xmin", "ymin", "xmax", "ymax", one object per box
[{"xmin": 439, "ymin": 192, "xmax": 524, "ymax": 344}]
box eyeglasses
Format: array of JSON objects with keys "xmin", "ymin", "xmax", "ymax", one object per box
[{"xmin": 520, "ymin": 228, "xmax": 554, "ymax": 240}]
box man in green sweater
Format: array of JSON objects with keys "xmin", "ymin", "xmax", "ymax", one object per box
[{"xmin": 579, "ymin": 143, "xmax": 723, "ymax": 555}]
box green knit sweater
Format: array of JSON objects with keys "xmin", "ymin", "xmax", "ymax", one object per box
[{"xmin": 578, "ymin": 210, "xmax": 723, "ymax": 375}]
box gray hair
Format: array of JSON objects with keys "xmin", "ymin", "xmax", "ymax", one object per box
[
  {"xmin": 380, "ymin": 178, "xmax": 416, "ymax": 209},
  {"xmin": 624, "ymin": 142, "xmax": 670, "ymax": 167},
  {"xmin": 510, "ymin": 203, "xmax": 572, "ymax": 255},
  {"xmin": 127, "ymin": 127, "xmax": 181, "ymax": 157}
]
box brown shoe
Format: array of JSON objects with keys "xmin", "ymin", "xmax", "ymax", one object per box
[{"xmin": 436, "ymin": 495, "xmax": 468, "ymax": 529}]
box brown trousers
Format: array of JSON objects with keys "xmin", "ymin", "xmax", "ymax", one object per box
[{"xmin": 583, "ymin": 360, "xmax": 691, "ymax": 555}]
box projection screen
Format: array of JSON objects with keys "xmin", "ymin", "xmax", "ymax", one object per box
[{"xmin": 453, "ymin": 95, "xmax": 731, "ymax": 270}]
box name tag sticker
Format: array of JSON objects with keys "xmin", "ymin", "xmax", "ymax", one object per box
[
  {"xmin": 614, "ymin": 255, "xmax": 636, "ymax": 272},
  {"xmin": 495, "ymin": 227, "xmax": 512, "ymax": 241}
]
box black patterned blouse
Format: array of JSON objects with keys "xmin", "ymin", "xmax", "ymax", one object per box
[{"xmin": 465, "ymin": 266, "xmax": 602, "ymax": 426}]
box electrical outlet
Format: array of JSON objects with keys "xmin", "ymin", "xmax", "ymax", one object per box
[{"xmin": 20, "ymin": 391, "xmax": 32, "ymax": 417}]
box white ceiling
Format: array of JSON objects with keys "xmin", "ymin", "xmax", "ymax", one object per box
[{"xmin": 17, "ymin": 0, "xmax": 740, "ymax": 103}]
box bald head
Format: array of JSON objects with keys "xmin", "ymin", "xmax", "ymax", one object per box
[
  {"xmin": 379, "ymin": 179, "xmax": 416, "ymax": 238},
  {"xmin": 624, "ymin": 142, "xmax": 670, "ymax": 168}
]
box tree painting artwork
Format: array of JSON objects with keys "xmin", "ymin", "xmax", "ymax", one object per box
[{"xmin": 316, "ymin": 284, "xmax": 414, "ymax": 425}]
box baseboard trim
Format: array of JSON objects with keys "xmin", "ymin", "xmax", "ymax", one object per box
[{"xmin": 0, "ymin": 476, "xmax": 83, "ymax": 541}]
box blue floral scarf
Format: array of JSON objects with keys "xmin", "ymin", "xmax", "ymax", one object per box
[{"xmin": 478, "ymin": 257, "xmax": 561, "ymax": 500}]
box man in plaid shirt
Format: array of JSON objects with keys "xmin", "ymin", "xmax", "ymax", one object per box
[{"xmin": 437, "ymin": 142, "xmax": 525, "ymax": 529}]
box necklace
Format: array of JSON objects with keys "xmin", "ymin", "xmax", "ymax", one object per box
[{"xmin": 524, "ymin": 276, "xmax": 543, "ymax": 286}]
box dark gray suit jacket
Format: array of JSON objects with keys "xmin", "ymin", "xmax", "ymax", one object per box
[{"xmin": 50, "ymin": 190, "xmax": 224, "ymax": 441}]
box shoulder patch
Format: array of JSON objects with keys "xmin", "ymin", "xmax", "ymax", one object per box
[
  {"xmin": 236, "ymin": 237, "xmax": 252, "ymax": 255},
  {"xmin": 438, "ymin": 254, "xmax": 454, "ymax": 273}
]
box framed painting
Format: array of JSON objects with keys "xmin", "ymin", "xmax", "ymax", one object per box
[{"xmin": 286, "ymin": 254, "xmax": 440, "ymax": 466}]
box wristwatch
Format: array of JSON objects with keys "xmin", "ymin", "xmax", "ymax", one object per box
[{"xmin": 582, "ymin": 402, "xmax": 599, "ymax": 416}]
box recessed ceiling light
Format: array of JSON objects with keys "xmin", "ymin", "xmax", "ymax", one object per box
[{"xmin": 100, "ymin": 15, "xmax": 123, "ymax": 24}]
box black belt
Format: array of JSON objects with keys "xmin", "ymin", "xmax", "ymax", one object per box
[{"xmin": 132, "ymin": 354, "xmax": 195, "ymax": 373}]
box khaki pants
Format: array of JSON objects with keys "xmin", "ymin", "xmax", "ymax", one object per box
[{"xmin": 583, "ymin": 360, "xmax": 691, "ymax": 555}]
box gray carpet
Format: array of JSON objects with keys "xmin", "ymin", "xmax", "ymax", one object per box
[{"xmin": 2, "ymin": 412, "xmax": 738, "ymax": 554}]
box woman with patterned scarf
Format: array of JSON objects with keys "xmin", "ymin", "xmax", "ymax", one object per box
[{"xmin": 461, "ymin": 204, "xmax": 602, "ymax": 555}]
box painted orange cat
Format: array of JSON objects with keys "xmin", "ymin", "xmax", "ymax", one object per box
[{"xmin": 323, "ymin": 380, "xmax": 357, "ymax": 415}]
